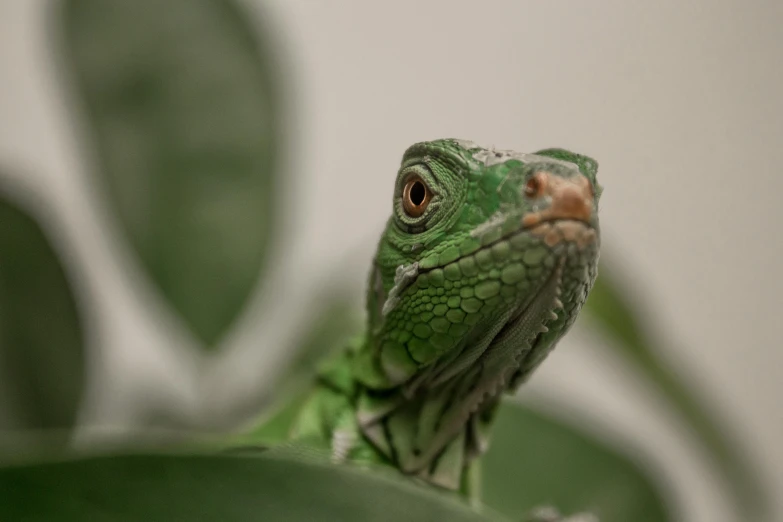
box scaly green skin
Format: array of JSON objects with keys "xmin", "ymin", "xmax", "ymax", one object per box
[{"xmin": 289, "ymin": 139, "xmax": 601, "ymax": 499}]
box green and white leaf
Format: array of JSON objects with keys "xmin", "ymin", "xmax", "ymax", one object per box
[
  {"xmin": 60, "ymin": 0, "xmax": 282, "ymax": 347},
  {"xmin": 0, "ymin": 453, "xmax": 502, "ymax": 522},
  {"xmin": 0, "ymin": 188, "xmax": 85, "ymax": 440},
  {"xmin": 584, "ymin": 263, "xmax": 768, "ymax": 519}
]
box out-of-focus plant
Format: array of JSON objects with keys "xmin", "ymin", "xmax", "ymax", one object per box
[{"xmin": 0, "ymin": 0, "xmax": 768, "ymax": 520}]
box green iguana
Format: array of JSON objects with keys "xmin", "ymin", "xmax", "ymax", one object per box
[{"xmin": 255, "ymin": 139, "xmax": 601, "ymax": 516}]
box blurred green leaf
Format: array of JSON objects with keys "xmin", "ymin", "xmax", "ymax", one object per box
[
  {"xmin": 482, "ymin": 402, "xmax": 672, "ymax": 522},
  {"xmin": 0, "ymin": 191, "xmax": 84, "ymax": 436},
  {"xmin": 0, "ymin": 453, "xmax": 503, "ymax": 522},
  {"xmin": 60, "ymin": 0, "xmax": 281, "ymax": 347},
  {"xmin": 584, "ymin": 263, "xmax": 767, "ymax": 519},
  {"xmin": 236, "ymin": 393, "xmax": 307, "ymax": 448}
]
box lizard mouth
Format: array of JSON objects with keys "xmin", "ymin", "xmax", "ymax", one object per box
[
  {"xmin": 526, "ymin": 217, "xmax": 593, "ymax": 229},
  {"xmin": 525, "ymin": 218, "xmax": 597, "ymax": 249}
]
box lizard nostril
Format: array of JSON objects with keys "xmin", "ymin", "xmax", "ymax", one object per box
[{"xmin": 524, "ymin": 172, "xmax": 548, "ymax": 198}]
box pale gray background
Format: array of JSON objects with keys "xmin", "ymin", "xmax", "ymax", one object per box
[{"xmin": 0, "ymin": 1, "xmax": 781, "ymax": 521}]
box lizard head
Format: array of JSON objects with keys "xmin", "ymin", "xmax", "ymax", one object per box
[{"xmin": 356, "ymin": 138, "xmax": 601, "ymax": 392}]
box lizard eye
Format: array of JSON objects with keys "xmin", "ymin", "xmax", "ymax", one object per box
[
  {"xmin": 402, "ymin": 175, "xmax": 432, "ymax": 217},
  {"xmin": 524, "ymin": 172, "xmax": 547, "ymax": 198}
]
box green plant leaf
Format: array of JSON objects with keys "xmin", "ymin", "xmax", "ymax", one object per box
[
  {"xmin": 60, "ymin": 0, "xmax": 282, "ymax": 347},
  {"xmin": 0, "ymin": 453, "xmax": 503, "ymax": 522},
  {"xmin": 0, "ymin": 191, "xmax": 85, "ymax": 437},
  {"xmin": 584, "ymin": 263, "xmax": 767, "ymax": 519},
  {"xmin": 482, "ymin": 402, "xmax": 672, "ymax": 522}
]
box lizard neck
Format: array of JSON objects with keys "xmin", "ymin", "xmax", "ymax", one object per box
[{"xmin": 353, "ymin": 261, "xmax": 568, "ymax": 490}]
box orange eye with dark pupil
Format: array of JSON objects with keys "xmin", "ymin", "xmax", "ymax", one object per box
[{"xmin": 402, "ymin": 176, "xmax": 432, "ymax": 217}]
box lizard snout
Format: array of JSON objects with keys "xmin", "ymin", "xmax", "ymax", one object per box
[
  {"xmin": 547, "ymin": 174, "xmax": 594, "ymax": 223},
  {"xmin": 522, "ymin": 172, "xmax": 595, "ymax": 228}
]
